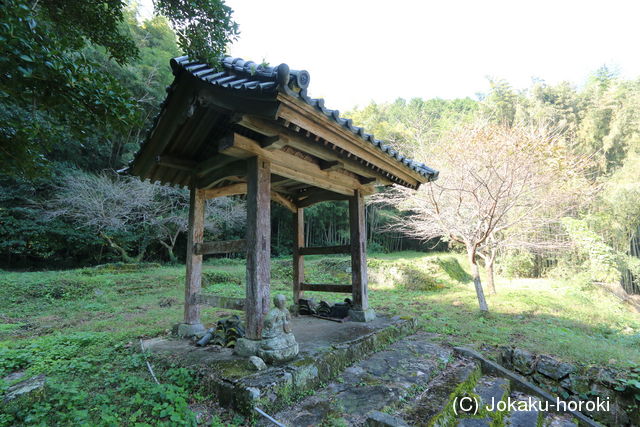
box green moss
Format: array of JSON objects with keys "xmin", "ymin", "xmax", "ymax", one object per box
[
  {"xmin": 429, "ymin": 365, "xmax": 481, "ymax": 427},
  {"xmin": 215, "ymin": 360, "xmax": 254, "ymax": 379}
]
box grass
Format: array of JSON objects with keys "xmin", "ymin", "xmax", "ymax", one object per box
[{"xmin": 1, "ymin": 251, "xmax": 639, "ymax": 425}]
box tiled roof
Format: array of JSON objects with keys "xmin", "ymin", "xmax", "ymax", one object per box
[{"xmin": 170, "ymin": 56, "xmax": 438, "ymax": 181}]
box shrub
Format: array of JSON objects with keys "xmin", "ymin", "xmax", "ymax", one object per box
[
  {"xmin": 202, "ymin": 269, "xmax": 242, "ymax": 286},
  {"xmin": 498, "ymin": 251, "xmax": 536, "ymax": 278},
  {"xmin": 562, "ymin": 218, "xmax": 622, "ymax": 283},
  {"xmin": 368, "ymin": 255, "xmax": 469, "ymax": 291},
  {"xmin": 271, "ymin": 259, "xmax": 293, "ymax": 282}
]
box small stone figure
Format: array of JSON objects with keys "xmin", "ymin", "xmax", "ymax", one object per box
[{"xmin": 258, "ymin": 294, "xmax": 299, "ymax": 364}]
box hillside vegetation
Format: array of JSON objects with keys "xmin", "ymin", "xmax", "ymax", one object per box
[{"xmin": 1, "ymin": 253, "xmax": 639, "ymax": 424}]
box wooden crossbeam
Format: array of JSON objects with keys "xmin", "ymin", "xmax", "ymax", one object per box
[
  {"xmin": 219, "ymin": 133, "xmax": 367, "ymax": 196},
  {"xmin": 202, "ymin": 183, "xmax": 247, "ymax": 199},
  {"xmin": 261, "ymin": 135, "xmax": 288, "ymax": 151},
  {"xmin": 276, "ymin": 97, "xmax": 424, "ymax": 186},
  {"xmin": 194, "ymin": 239, "xmax": 247, "ymax": 255},
  {"xmin": 197, "ymin": 160, "xmax": 246, "ymax": 189},
  {"xmin": 238, "ymin": 115, "xmax": 391, "ymax": 185},
  {"xmin": 299, "ymin": 245, "xmax": 350, "ymax": 256},
  {"xmin": 300, "ymin": 283, "xmax": 353, "ymax": 293},
  {"xmin": 358, "ymin": 176, "xmax": 377, "ymax": 184},
  {"xmin": 195, "ymin": 153, "xmax": 236, "ymax": 177},
  {"xmin": 156, "ymin": 155, "xmax": 197, "ymax": 171},
  {"xmin": 201, "ymin": 183, "xmax": 297, "ymax": 213},
  {"xmin": 319, "ymin": 160, "xmax": 343, "ymax": 171},
  {"xmin": 296, "ymin": 189, "xmax": 350, "ymax": 208},
  {"xmin": 196, "ymin": 294, "xmax": 245, "ymax": 311},
  {"xmin": 270, "ymin": 191, "xmax": 297, "ymax": 212}
]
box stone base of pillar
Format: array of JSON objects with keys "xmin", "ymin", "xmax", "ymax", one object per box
[
  {"xmin": 349, "ymin": 308, "xmax": 376, "ymax": 322},
  {"xmin": 234, "ymin": 338, "xmax": 262, "ymax": 357},
  {"xmin": 173, "ymin": 322, "xmax": 206, "ymax": 338}
]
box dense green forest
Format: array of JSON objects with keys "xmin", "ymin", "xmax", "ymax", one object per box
[{"xmin": 1, "ymin": 3, "xmax": 639, "ymax": 302}]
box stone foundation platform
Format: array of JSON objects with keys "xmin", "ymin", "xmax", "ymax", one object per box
[{"xmin": 141, "ymin": 316, "xmax": 418, "ymax": 416}]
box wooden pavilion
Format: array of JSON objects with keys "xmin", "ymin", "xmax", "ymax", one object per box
[{"xmin": 127, "ymin": 56, "xmax": 438, "ymax": 345}]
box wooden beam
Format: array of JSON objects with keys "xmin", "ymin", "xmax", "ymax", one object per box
[
  {"xmin": 197, "ymin": 160, "xmax": 247, "ymax": 189},
  {"xmin": 194, "ymin": 239, "xmax": 247, "ymax": 255},
  {"xmin": 270, "ymin": 191, "xmax": 297, "ymax": 212},
  {"xmin": 296, "ymin": 189, "xmax": 350, "ymax": 208},
  {"xmin": 220, "ymin": 133, "xmax": 365, "ymax": 196},
  {"xmin": 349, "ymin": 189, "xmax": 369, "ymax": 310},
  {"xmin": 202, "ymin": 183, "xmax": 298, "ymax": 213},
  {"xmin": 239, "ymin": 115, "xmax": 392, "ymax": 185},
  {"xmin": 202, "ymin": 183, "xmax": 247, "ymax": 199},
  {"xmin": 293, "ymin": 208, "xmax": 304, "ymax": 303},
  {"xmin": 299, "ymin": 245, "xmax": 350, "ymax": 256},
  {"xmin": 276, "ymin": 97, "xmax": 424, "ymax": 186},
  {"xmin": 184, "ymin": 188, "xmax": 205, "ymax": 325},
  {"xmin": 245, "ymin": 156, "xmax": 271, "ymax": 340},
  {"xmin": 132, "ymin": 79, "xmax": 198, "ymax": 178},
  {"xmin": 195, "ymin": 153, "xmax": 236, "ymax": 177},
  {"xmin": 261, "ymin": 135, "xmax": 288, "ymax": 151},
  {"xmin": 358, "ymin": 176, "xmax": 377, "ymax": 184},
  {"xmin": 300, "ymin": 283, "xmax": 353, "ymax": 293},
  {"xmin": 196, "ymin": 294, "xmax": 245, "ymax": 311},
  {"xmin": 319, "ymin": 160, "xmax": 343, "ymax": 171},
  {"xmin": 156, "ymin": 155, "xmax": 197, "ymax": 171}
]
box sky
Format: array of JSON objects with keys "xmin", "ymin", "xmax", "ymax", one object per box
[{"xmin": 140, "ymin": 0, "xmax": 640, "ymax": 111}]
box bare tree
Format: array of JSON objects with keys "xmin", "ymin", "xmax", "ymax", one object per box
[
  {"xmin": 375, "ymin": 122, "xmax": 591, "ymax": 312},
  {"xmin": 50, "ymin": 171, "xmax": 158, "ymax": 262},
  {"xmin": 49, "ymin": 171, "xmax": 246, "ymax": 263}
]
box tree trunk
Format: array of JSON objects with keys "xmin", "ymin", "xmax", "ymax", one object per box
[
  {"xmin": 100, "ymin": 232, "xmax": 135, "ymax": 263},
  {"xmin": 159, "ymin": 241, "xmax": 178, "ymax": 264},
  {"xmin": 486, "ymin": 258, "xmax": 496, "ymax": 295},
  {"xmin": 467, "ymin": 246, "xmax": 489, "ymax": 312}
]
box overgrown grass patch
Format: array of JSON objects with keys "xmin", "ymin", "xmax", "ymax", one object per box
[{"xmin": 1, "ymin": 252, "xmax": 639, "ymax": 424}]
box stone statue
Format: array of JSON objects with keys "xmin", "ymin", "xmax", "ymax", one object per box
[{"xmin": 257, "ymin": 294, "xmax": 299, "ymax": 364}]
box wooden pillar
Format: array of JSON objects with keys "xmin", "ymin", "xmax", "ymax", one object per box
[
  {"xmin": 245, "ymin": 156, "xmax": 271, "ymax": 340},
  {"xmin": 349, "ymin": 189, "xmax": 369, "ymax": 312},
  {"xmin": 293, "ymin": 208, "xmax": 304, "ymax": 303},
  {"xmin": 184, "ymin": 187, "xmax": 205, "ymax": 325}
]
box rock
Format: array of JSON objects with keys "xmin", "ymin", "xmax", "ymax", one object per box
[
  {"xmin": 2, "ymin": 371, "xmax": 25, "ymax": 382},
  {"xmin": 559, "ymin": 373, "xmax": 591, "ymax": 394},
  {"xmin": 3, "ymin": 374, "xmax": 46, "ymax": 402},
  {"xmin": 504, "ymin": 409, "xmax": 539, "ymax": 426},
  {"xmin": 498, "ymin": 346, "xmax": 514, "ymax": 369},
  {"xmin": 249, "ymin": 356, "xmax": 267, "ymax": 371},
  {"xmin": 474, "ymin": 376, "xmax": 509, "ymax": 408},
  {"xmin": 512, "ymin": 349, "xmax": 535, "ymax": 375},
  {"xmin": 247, "ymin": 386, "xmax": 261, "ymax": 400},
  {"xmin": 536, "ymin": 355, "xmax": 575, "ymax": 380},
  {"xmin": 595, "ymin": 367, "xmax": 618, "ymax": 387},
  {"xmin": 365, "ymin": 410, "xmax": 409, "ymax": 427},
  {"xmin": 532, "ymin": 373, "xmax": 557, "ymax": 389},
  {"xmin": 588, "ymin": 384, "xmax": 630, "ymax": 426}
]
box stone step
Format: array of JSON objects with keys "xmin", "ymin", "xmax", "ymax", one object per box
[
  {"xmin": 503, "ymin": 392, "xmax": 542, "ymax": 426},
  {"xmin": 541, "ymin": 412, "xmax": 579, "ymax": 427},
  {"xmin": 263, "ymin": 332, "xmax": 455, "ymax": 426},
  {"xmin": 474, "ymin": 375, "xmax": 510, "ymax": 410},
  {"xmin": 401, "ymin": 358, "xmax": 480, "ymax": 426}
]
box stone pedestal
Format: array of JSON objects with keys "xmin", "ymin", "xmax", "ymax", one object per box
[
  {"xmin": 349, "ymin": 308, "xmax": 376, "ymax": 322},
  {"xmin": 174, "ymin": 322, "xmax": 206, "ymax": 338},
  {"xmin": 234, "ymin": 337, "xmax": 262, "ymax": 357},
  {"xmin": 257, "ymin": 333, "xmax": 299, "ymax": 364}
]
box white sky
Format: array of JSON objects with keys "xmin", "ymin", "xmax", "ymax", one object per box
[{"xmin": 140, "ymin": 0, "xmax": 640, "ymax": 111}]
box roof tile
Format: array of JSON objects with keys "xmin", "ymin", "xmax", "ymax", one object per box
[{"xmin": 169, "ymin": 55, "xmax": 438, "ymax": 180}]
